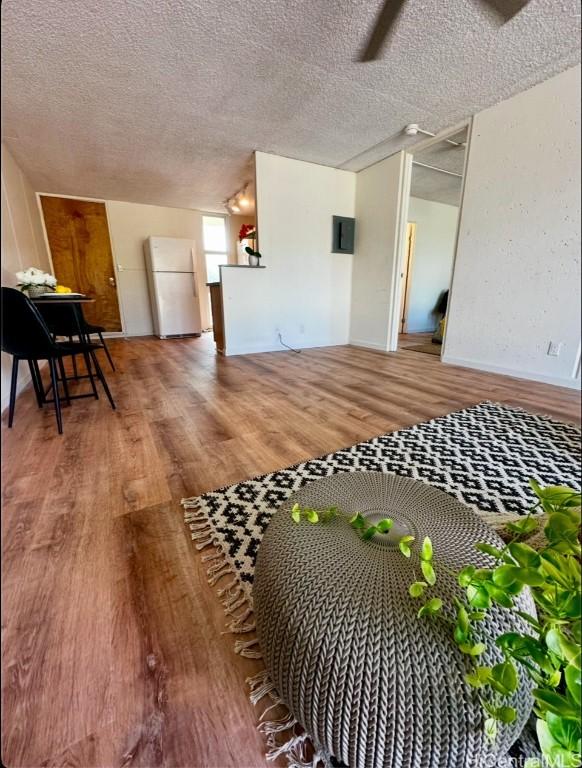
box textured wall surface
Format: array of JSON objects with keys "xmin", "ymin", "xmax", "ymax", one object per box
[
  {"xmin": 1, "ymin": 0, "xmax": 580, "ymax": 212},
  {"xmin": 1, "ymin": 144, "xmax": 51, "ymax": 411},
  {"xmin": 406, "ymin": 197, "xmax": 459, "ymax": 333},
  {"xmin": 222, "ymin": 152, "xmax": 355, "ymax": 355},
  {"xmin": 444, "ymin": 66, "xmax": 581, "ymax": 388},
  {"xmin": 350, "ymin": 152, "xmax": 406, "ymax": 351}
]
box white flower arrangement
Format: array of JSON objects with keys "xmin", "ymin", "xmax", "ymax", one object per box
[{"xmin": 15, "ymin": 267, "xmax": 57, "ymax": 290}]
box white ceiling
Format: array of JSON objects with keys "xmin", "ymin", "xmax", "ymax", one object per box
[{"xmin": 1, "ymin": 0, "xmax": 580, "ymax": 212}]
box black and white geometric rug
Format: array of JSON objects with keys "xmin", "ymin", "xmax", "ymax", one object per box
[
  {"xmin": 186, "ymin": 401, "xmax": 580, "ymax": 598},
  {"xmin": 182, "ymin": 401, "xmax": 581, "ymax": 766}
]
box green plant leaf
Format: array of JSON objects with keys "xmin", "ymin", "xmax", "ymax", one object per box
[
  {"xmin": 565, "ymin": 663, "xmax": 581, "ymax": 706},
  {"xmin": 456, "ymin": 604, "xmax": 470, "ymax": 634},
  {"xmin": 545, "ymin": 628, "xmax": 580, "ymax": 666},
  {"xmin": 490, "ymin": 661, "xmax": 518, "ymax": 695},
  {"xmin": 306, "ymin": 509, "xmax": 319, "ymax": 524},
  {"xmin": 399, "ymin": 534, "xmax": 415, "ymax": 557},
  {"xmin": 420, "ymin": 560, "xmax": 436, "ymax": 586},
  {"xmin": 458, "ymin": 565, "xmax": 476, "ymax": 587},
  {"xmin": 465, "ymin": 667, "xmax": 492, "ymax": 688},
  {"xmin": 518, "ymin": 568, "xmax": 546, "ymax": 587},
  {"xmin": 291, "ymin": 503, "xmax": 301, "ymax": 523},
  {"xmin": 492, "ymin": 564, "xmax": 520, "ymax": 587},
  {"xmin": 349, "ymin": 513, "xmax": 366, "ymax": 529},
  {"xmin": 361, "ymin": 525, "xmax": 377, "ymax": 541},
  {"xmin": 546, "ymin": 711, "xmax": 582, "ymax": 752},
  {"xmin": 509, "ymin": 542, "xmax": 541, "ymax": 568},
  {"xmin": 420, "ymin": 536, "xmax": 433, "ymax": 562},
  {"xmin": 495, "ymin": 706, "xmax": 517, "ymax": 724},
  {"xmin": 408, "ymin": 581, "xmax": 427, "ymax": 598},
  {"xmin": 376, "ymin": 518, "xmax": 393, "ymax": 533},
  {"xmin": 540, "ymin": 551, "xmax": 576, "ymax": 589},
  {"xmin": 459, "ymin": 642, "xmax": 486, "ymax": 657},
  {"xmin": 417, "ymin": 597, "xmax": 442, "ymax": 618},
  {"xmin": 484, "ymin": 582, "xmax": 514, "ymax": 608},
  {"xmin": 467, "ymin": 585, "xmax": 491, "ymax": 610},
  {"xmin": 536, "ymin": 719, "xmax": 561, "ymax": 755},
  {"xmin": 533, "ymin": 689, "xmax": 581, "ymax": 720},
  {"xmin": 484, "ymin": 717, "xmax": 497, "ymax": 742},
  {"xmin": 506, "ymin": 517, "xmax": 539, "ymax": 536},
  {"xmin": 454, "ymin": 625, "xmax": 468, "ymax": 645}
]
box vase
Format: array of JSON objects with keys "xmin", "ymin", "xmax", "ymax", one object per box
[
  {"xmin": 26, "ymin": 285, "xmax": 55, "ymax": 298},
  {"xmin": 248, "ymin": 253, "xmax": 260, "ymax": 267}
]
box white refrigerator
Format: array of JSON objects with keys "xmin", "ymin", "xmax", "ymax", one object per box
[
  {"xmin": 144, "ymin": 237, "xmax": 202, "ymax": 338},
  {"xmin": 144, "ymin": 237, "xmax": 202, "ymax": 339}
]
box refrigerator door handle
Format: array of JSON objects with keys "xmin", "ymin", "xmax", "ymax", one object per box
[{"xmin": 191, "ymin": 272, "xmax": 198, "ymax": 299}]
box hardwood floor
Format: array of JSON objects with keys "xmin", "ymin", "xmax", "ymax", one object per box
[{"xmin": 2, "ymin": 334, "xmax": 580, "ymax": 768}]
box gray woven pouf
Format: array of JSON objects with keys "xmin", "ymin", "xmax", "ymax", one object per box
[{"xmin": 254, "ymin": 472, "xmax": 536, "ymax": 768}]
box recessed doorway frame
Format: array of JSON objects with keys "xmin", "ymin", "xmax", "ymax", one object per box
[
  {"xmin": 36, "ymin": 191, "xmax": 127, "ymax": 337},
  {"xmin": 388, "ymin": 118, "xmax": 474, "ymax": 355}
]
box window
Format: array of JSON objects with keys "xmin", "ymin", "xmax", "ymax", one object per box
[{"xmin": 202, "ymin": 215, "xmax": 228, "ymax": 283}]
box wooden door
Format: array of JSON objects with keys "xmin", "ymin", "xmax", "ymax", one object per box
[{"xmin": 40, "ymin": 196, "xmax": 122, "ymax": 331}]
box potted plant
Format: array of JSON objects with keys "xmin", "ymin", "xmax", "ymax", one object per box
[
  {"xmin": 16, "ymin": 267, "xmax": 57, "ymax": 298},
  {"xmin": 291, "ymin": 481, "xmax": 582, "ymax": 765},
  {"xmin": 238, "ymin": 225, "xmax": 262, "ymax": 266}
]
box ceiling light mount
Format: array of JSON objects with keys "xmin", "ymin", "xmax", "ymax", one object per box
[
  {"xmin": 404, "ymin": 124, "xmax": 466, "ymax": 148},
  {"xmin": 225, "ymin": 182, "xmax": 254, "ymax": 215}
]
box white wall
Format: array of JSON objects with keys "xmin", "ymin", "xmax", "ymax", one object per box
[
  {"xmin": 406, "ymin": 196, "xmax": 459, "ymax": 333},
  {"xmin": 444, "ymin": 65, "xmax": 581, "ymax": 389},
  {"xmin": 105, "ymin": 201, "xmax": 212, "ymax": 335},
  {"xmin": 1, "ymin": 144, "xmax": 52, "ymax": 411},
  {"xmin": 221, "ymin": 152, "xmax": 355, "ymax": 355},
  {"xmin": 349, "ymin": 151, "xmax": 409, "ymax": 351}
]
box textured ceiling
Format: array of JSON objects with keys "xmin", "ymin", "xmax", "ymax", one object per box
[
  {"xmin": 1, "ymin": 0, "xmax": 580, "ymax": 212},
  {"xmin": 410, "ymin": 128, "xmax": 467, "ymax": 206}
]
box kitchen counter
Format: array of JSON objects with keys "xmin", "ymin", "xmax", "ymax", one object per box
[{"xmin": 207, "ymin": 265, "xmax": 266, "ymax": 354}]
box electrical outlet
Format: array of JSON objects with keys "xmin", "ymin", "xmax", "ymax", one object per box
[{"xmin": 547, "ymin": 341, "xmax": 563, "ymax": 357}]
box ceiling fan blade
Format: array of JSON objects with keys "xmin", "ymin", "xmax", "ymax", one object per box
[
  {"xmin": 360, "ymin": 0, "xmax": 407, "ymax": 62},
  {"xmin": 478, "ymin": 0, "xmax": 531, "ymax": 22}
]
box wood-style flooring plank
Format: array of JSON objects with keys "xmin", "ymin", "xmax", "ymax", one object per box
[{"xmin": 2, "ymin": 333, "xmax": 580, "ymax": 767}]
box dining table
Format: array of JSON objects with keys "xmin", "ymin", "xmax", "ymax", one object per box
[
  {"xmin": 32, "ymin": 294, "xmax": 98, "ymax": 398},
  {"xmin": 32, "ymin": 294, "xmax": 96, "ymax": 345}
]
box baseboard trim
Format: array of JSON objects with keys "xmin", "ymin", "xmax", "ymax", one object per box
[
  {"xmin": 442, "ymin": 355, "xmax": 582, "ymax": 391},
  {"xmin": 224, "ymin": 339, "xmax": 349, "ymax": 356},
  {"xmin": 348, "ymin": 339, "xmax": 389, "ymax": 352}
]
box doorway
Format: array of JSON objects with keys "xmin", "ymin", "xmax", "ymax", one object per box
[
  {"xmin": 399, "ymin": 222, "xmax": 416, "ymax": 334},
  {"xmin": 395, "ymin": 126, "xmax": 469, "ymax": 358},
  {"xmin": 40, "ymin": 196, "xmax": 122, "ymax": 331}
]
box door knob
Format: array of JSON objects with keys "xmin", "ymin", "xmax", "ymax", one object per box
[{"xmin": 109, "ymin": 276, "xmax": 116, "ymax": 287}]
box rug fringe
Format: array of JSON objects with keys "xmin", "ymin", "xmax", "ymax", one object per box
[
  {"xmin": 183, "ymin": 500, "xmax": 333, "ymax": 768},
  {"xmin": 235, "ymin": 638, "xmax": 263, "ymax": 659}
]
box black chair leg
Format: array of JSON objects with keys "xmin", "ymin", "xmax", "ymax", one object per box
[
  {"xmin": 98, "ymin": 332, "xmax": 116, "ymax": 371},
  {"xmin": 89, "ymin": 350, "xmax": 116, "ymax": 410},
  {"xmin": 48, "ymin": 359, "xmax": 63, "ymax": 434},
  {"xmin": 68, "ymin": 336, "xmax": 78, "ymax": 379},
  {"xmin": 82, "ymin": 350, "xmax": 99, "ymax": 400},
  {"xmin": 57, "ymin": 357, "xmax": 71, "ymax": 406},
  {"xmin": 28, "ymin": 360, "xmax": 44, "ymax": 408},
  {"xmin": 32, "ymin": 360, "xmax": 46, "ymax": 404},
  {"xmin": 8, "ymin": 357, "xmax": 19, "ymax": 427}
]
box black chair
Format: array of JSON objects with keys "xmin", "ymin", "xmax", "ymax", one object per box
[
  {"xmin": 38, "ymin": 302, "xmax": 115, "ymax": 372},
  {"xmin": 1, "ymin": 288, "xmax": 115, "ymax": 434}
]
